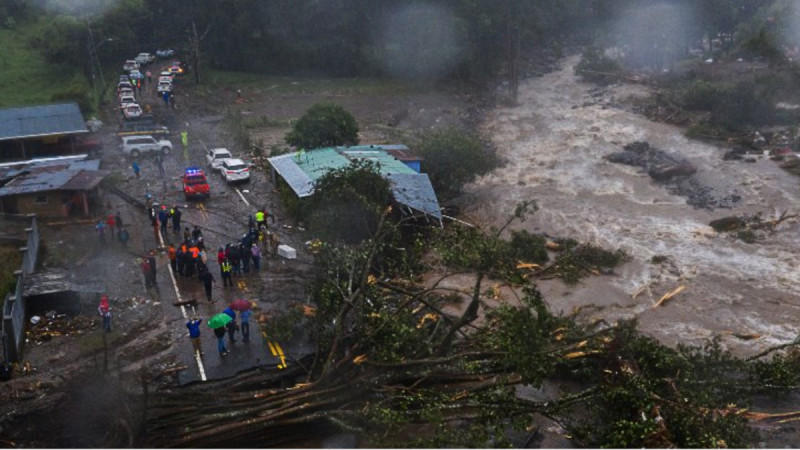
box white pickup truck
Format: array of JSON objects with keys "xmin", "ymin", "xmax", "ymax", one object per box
[{"xmin": 135, "ymin": 53, "xmax": 155, "ymax": 65}]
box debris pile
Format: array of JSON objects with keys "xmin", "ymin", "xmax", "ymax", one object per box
[{"xmin": 26, "ymin": 314, "xmax": 98, "ymax": 344}]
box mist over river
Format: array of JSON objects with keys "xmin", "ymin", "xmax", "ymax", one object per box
[{"xmin": 468, "ymin": 56, "xmax": 800, "ymax": 355}]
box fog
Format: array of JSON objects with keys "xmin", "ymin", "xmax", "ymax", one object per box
[
  {"xmin": 610, "ymin": 1, "xmax": 698, "ymax": 70},
  {"xmin": 375, "ymin": 3, "xmax": 465, "ymax": 81}
]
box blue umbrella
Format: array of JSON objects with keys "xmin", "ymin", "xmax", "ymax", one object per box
[{"xmin": 223, "ymin": 307, "xmax": 236, "ymax": 319}]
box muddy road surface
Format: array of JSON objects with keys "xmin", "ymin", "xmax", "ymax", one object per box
[{"xmin": 468, "ymin": 55, "xmax": 800, "ymax": 355}]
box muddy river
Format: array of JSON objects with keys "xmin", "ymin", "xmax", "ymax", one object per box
[{"xmin": 468, "ymin": 56, "xmax": 800, "ymax": 355}]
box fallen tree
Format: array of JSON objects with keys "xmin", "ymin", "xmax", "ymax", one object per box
[{"xmin": 144, "ymin": 195, "xmax": 800, "ymax": 447}]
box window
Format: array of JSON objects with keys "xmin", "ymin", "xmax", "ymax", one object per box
[{"xmin": 35, "ymin": 195, "xmax": 47, "ymax": 204}]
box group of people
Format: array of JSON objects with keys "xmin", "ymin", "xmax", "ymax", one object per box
[
  {"xmin": 95, "ymin": 212, "xmax": 129, "ymax": 247},
  {"xmin": 186, "ymin": 306, "xmax": 252, "ymax": 357}
]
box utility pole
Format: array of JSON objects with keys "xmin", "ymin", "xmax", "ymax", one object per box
[
  {"xmin": 86, "ymin": 20, "xmax": 113, "ymax": 102},
  {"xmin": 189, "ymin": 19, "xmax": 210, "ymax": 86}
]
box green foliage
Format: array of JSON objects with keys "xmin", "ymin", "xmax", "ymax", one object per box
[
  {"xmin": 508, "ymin": 229, "xmax": 549, "ymax": 265},
  {"xmin": 414, "ymin": 127, "xmax": 498, "ymax": 201},
  {"xmin": 51, "ymin": 84, "xmax": 92, "ymax": 115},
  {"xmin": 306, "ymin": 160, "xmax": 391, "ymax": 244},
  {"xmin": 575, "ymin": 46, "xmax": 622, "ymax": 84},
  {"xmin": 285, "ymin": 102, "xmax": 359, "ymax": 149},
  {"xmin": 710, "ymin": 81, "xmax": 774, "ymax": 130},
  {"xmin": 551, "ymin": 238, "xmax": 629, "ymax": 284},
  {"xmin": 683, "ymin": 80, "xmax": 729, "ymax": 111}
]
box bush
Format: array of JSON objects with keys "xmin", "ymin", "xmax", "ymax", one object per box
[
  {"xmin": 285, "ymin": 102, "xmax": 359, "ymax": 149},
  {"xmin": 509, "ymin": 230, "xmax": 549, "ymax": 265},
  {"xmin": 51, "ymin": 84, "xmax": 92, "ymax": 115},
  {"xmin": 711, "ymin": 81, "xmax": 773, "ymax": 130},
  {"xmin": 575, "ymin": 46, "xmax": 622, "ymax": 84},
  {"xmin": 682, "ymin": 80, "xmax": 728, "ymax": 111},
  {"xmin": 414, "ymin": 128, "xmax": 499, "ymax": 201}
]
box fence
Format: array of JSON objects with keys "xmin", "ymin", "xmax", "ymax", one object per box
[{"xmin": 2, "ymin": 215, "xmax": 39, "ymax": 362}]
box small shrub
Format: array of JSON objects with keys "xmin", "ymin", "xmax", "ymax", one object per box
[{"xmin": 508, "ymin": 230, "xmax": 549, "ymax": 265}]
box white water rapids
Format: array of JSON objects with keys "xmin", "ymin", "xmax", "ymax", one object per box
[{"xmin": 468, "ymin": 56, "xmax": 800, "ymax": 354}]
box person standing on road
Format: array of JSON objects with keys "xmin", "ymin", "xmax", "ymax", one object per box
[
  {"xmin": 158, "ymin": 206, "xmax": 169, "ymax": 237},
  {"xmin": 146, "ymin": 70, "xmax": 152, "ymax": 84},
  {"xmin": 221, "ymin": 258, "xmax": 233, "ymax": 287},
  {"xmin": 168, "ymin": 244, "xmax": 177, "ymax": 273},
  {"xmin": 106, "ymin": 213, "xmax": 116, "ymax": 239},
  {"xmin": 141, "ymin": 257, "xmax": 153, "ymax": 288},
  {"xmin": 96, "ymin": 219, "xmax": 106, "ymax": 245},
  {"xmin": 240, "ymin": 309, "xmax": 251, "ymax": 342},
  {"xmin": 170, "ymin": 92, "xmax": 176, "ymax": 108},
  {"xmin": 162, "ymin": 90, "xmax": 170, "ymax": 107},
  {"xmin": 226, "ymin": 318, "xmax": 237, "ymax": 343},
  {"xmin": 213, "ymin": 326, "xmax": 229, "ymax": 356},
  {"xmin": 147, "ymin": 252, "xmax": 158, "ymax": 286},
  {"xmin": 186, "ymin": 317, "xmax": 203, "ymax": 356},
  {"xmin": 251, "ymin": 244, "xmax": 261, "ymax": 272},
  {"xmin": 180, "ymin": 130, "xmax": 188, "ymax": 150},
  {"xmin": 132, "ymin": 161, "xmax": 141, "ymax": 179},
  {"xmin": 200, "ymin": 270, "xmax": 216, "ymax": 302},
  {"xmin": 98, "ymin": 295, "xmax": 112, "ymax": 333},
  {"xmin": 255, "ymin": 209, "xmax": 265, "ymax": 230},
  {"xmin": 118, "ymin": 227, "xmax": 129, "ymax": 248},
  {"xmin": 240, "ymin": 243, "xmax": 251, "ymax": 273},
  {"xmin": 172, "ymin": 206, "xmax": 182, "ymax": 233},
  {"xmin": 114, "ymin": 211, "xmax": 124, "ymax": 231}
]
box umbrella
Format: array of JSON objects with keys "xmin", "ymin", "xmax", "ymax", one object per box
[
  {"xmin": 207, "ymin": 313, "xmax": 232, "ymax": 329},
  {"xmin": 223, "ymin": 307, "xmax": 236, "ymax": 319},
  {"xmin": 230, "ymin": 299, "xmax": 252, "ymax": 311}
]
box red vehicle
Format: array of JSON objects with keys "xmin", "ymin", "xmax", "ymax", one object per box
[{"xmin": 182, "ymin": 167, "xmax": 210, "ymax": 200}]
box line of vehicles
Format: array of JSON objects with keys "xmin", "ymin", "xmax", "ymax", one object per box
[{"xmin": 112, "ymin": 51, "xmax": 250, "ymax": 201}]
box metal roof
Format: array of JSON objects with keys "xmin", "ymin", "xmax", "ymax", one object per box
[
  {"xmin": 268, "ymin": 152, "xmax": 316, "ymax": 197},
  {"xmin": 0, "ymin": 158, "xmax": 105, "ymax": 196},
  {"xmin": 0, "ymin": 103, "xmax": 88, "ymax": 141},
  {"xmin": 386, "ymin": 173, "xmax": 442, "ymax": 221},
  {"xmin": 268, "ymin": 146, "xmax": 442, "ymax": 222}
]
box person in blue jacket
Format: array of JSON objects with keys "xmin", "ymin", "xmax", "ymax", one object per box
[{"xmin": 186, "ymin": 317, "xmax": 203, "ymax": 356}]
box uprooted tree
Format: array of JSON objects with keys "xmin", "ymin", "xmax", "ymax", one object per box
[{"xmin": 144, "ymin": 185, "xmax": 800, "ymax": 447}]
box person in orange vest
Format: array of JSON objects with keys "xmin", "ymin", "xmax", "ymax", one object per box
[
  {"xmin": 168, "ymin": 244, "xmax": 177, "ymax": 273},
  {"xmin": 187, "ymin": 244, "xmax": 200, "ymax": 279}
]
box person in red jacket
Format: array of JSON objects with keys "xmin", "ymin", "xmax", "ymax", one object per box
[{"xmin": 98, "ymin": 295, "xmax": 112, "ymax": 332}]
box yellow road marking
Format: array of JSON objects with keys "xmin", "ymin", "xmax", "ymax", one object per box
[
  {"xmin": 266, "ymin": 340, "xmax": 287, "ymax": 369},
  {"xmin": 274, "ymin": 342, "xmax": 287, "ymax": 369}
]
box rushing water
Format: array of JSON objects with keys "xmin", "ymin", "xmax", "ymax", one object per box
[{"xmin": 469, "ymin": 56, "xmax": 800, "ymax": 355}]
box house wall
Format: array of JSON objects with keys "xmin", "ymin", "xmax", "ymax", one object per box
[{"xmin": 12, "ymin": 192, "xmax": 73, "ymax": 217}]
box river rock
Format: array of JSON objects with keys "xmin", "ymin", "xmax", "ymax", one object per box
[
  {"xmin": 709, "ymin": 216, "xmax": 747, "ymax": 232},
  {"xmin": 648, "ymin": 161, "xmax": 696, "ymax": 180}
]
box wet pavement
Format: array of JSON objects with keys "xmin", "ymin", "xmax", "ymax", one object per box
[{"xmin": 91, "ymin": 65, "xmax": 318, "ymax": 385}]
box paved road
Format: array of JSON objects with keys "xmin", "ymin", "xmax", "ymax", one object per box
[{"xmin": 107, "ymin": 60, "xmax": 316, "ymax": 385}]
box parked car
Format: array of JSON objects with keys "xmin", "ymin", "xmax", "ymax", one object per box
[
  {"xmin": 156, "ymin": 49, "xmax": 175, "ymax": 58},
  {"xmin": 157, "ymin": 81, "xmax": 172, "ymax": 93},
  {"xmin": 158, "ymin": 76, "xmax": 173, "ymax": 84},
  {"xmin": 117, "ymin": 81, "xmax": 133, "ymax": 93},
  {"xmin": 117, "ymin": 88, "xmax": 135, "ymax": 100},
  {"xmin": 219, "ymin": 158, "xmax": 250, "ymax": 183},
  {"xmin": 182, "ymin": 167, "xmax": 210, "ymax": 200},
  {"xmin": 122, "ymin": 103, "xmax": 143, "ymax": 119},
  {"xmin": 118, "ymin": 95, "xmax": 137, "ymax": 107},
  {"xmin": 120, "ymin": 135, "xmax": 172, "ymax": 158},
  {"xmin": 135, "ymin": 52, "xmax": 155, "ymax": 65},
  {"xmin": 119, "ymin": 75, "xmax": 130, "ymax": 83},
  {"xmin": 117, "ymin": 121, "xmax": 170, "ymax": 138},
  {"xmin": 205, "ymin": 147, "xmax": 233, "ymax": 169},
  {"xmin": 159, "ymin": 71, "xmax": 174, "ymax": 80},
  {"xmin": 168, "ymin": 65, "xmax": 184, "ymax": 77},
  {"xmin": 122, "ymin": 60, "xmax": 140, "ymax": 71}
]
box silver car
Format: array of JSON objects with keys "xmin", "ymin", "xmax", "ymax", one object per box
[
  {"xmin": 205, "ymin": 147, "xmax": 233, "ymax": 170},
  {"xmin": 219, "ymin": 158, "xmax": 250, "ymax": 183}
]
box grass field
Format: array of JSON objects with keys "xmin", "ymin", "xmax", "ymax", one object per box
[{"xmin": 0, "ymin": 27, "xmax": 88, "ymax": 109}]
